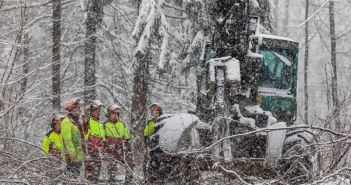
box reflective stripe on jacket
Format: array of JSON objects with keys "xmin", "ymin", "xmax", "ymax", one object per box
[
  {"xmin": 61, "ymin": 117, "xmax": 84, "ymax": 161},
  {"xmin": 105, "ymin": 120, "xmax": 130, "ymax": 140}
]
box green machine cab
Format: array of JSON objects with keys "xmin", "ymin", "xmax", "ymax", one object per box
[
  {"xmin": 197, "ymin": 34, "xmax": 299, "ymax": 125},
  {"xmin": 252, "ymin": 34, "xmax": 299, "ymax": 124}
]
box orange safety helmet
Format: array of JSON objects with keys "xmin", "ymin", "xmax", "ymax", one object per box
[{"xmin": 65, "ymin": 98, "xmax": 80, "ymax": 111}]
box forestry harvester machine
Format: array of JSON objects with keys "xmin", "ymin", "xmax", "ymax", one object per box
[{"xmin": 145, "ymin": 1, "xmax": 314, "ymax": 184}]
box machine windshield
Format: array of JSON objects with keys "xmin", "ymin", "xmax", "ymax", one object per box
[{"xmin": 259, "ymin": 46, "xmax": 297, "ymax": 90}]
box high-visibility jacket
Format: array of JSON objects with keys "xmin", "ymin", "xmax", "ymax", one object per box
[
  {"xmin": 84, "ymin": 118, "xmax": 105, "ymax": 139},
  {"xmin": 84, "ymin": 118, "xmax": 105, "ymax": 152},
  {"xmin": 61, "ymin": 117, "xmax": 84, "ymax": 161},
  {"xmin": 144, "ymin": 120, "xmax": 155, "ymax": 138},
  {"xmin": 104, "ymin": 120, "xmax": 130, "ymax": 140},
  {"xmin": 41, "ymin": 130, "xmax": 64, "ymax": 159},
  {"xmin": 104, "ymin": 119, "xmax": 131, "ymax": 161}
]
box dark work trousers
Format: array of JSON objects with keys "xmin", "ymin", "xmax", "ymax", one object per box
[
  {"xmin": 105, "ymin": 138, "xmax": 134, "ymax": 184},
  {"xmin": 145, "ymin": 148, "xmax": 163, "ymax": 183},
  {"xmin": 66, "ymin": 161, "xmax": 82, "ymax": 178},
  {"xmin": 85, "ymin": 150, "xmax": 102, "ymax": 183}
]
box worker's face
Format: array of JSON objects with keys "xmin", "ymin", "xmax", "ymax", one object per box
[
  {"xmin": 109, "ymin": 111, "xmax": 118, "ymax": 122},
  {"xmin": 52, "ymin": 119, "xmax": 62, "ymax": 132},
  {"xmin": 91, "ymin": 108, "xmax": 100, "ymax": 119},
  {"xmin": 71, "ymin": 104, "xmax": 81, "ymax": 117},
  {"xmin": 82, "ymin": 114, "xmax": 89, "ymax": 124},
  {"xmin": 152, "ymin": 110, "xmax": 160, "ymax": 120}
]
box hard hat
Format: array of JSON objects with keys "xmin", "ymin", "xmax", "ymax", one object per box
[
  {"xmin": 92, "ymin": 100, "xmax": 103, "ymax": 107},
  {"xmin": 83, "ymin": 105, "xmax": 90, "ymax": 112},
  {"xmin": 107, "ymin": 104, "xmax": 121, "ymax": 112},
  {"xmin": 151, "ymin": 103, "xmax": 161, "ymax": 112},
  {"xmin": 150, "ymin": 103, "xmax": 163, "ymax": 115},
  {"xmin": 51, "ymin": 114, "xmax": 65, "ymax": 122},
  {"xmin": 89, "ymin": 100, "xmax": 102, "ymax": 111},
  {"xmin": 65, "ymin": 98, "xmax": 80, "ymax": 111}
]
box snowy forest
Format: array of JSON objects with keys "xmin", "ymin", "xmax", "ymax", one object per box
[{"xmin": 1, "ymin": 0, "xmax": 351, "ymax": 184}]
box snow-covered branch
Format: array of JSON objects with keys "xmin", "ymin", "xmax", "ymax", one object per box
[
  {"xmin": 174, "ymin": 123, "xmax": 351, "ymax": 156},
  {"xmin": 297, "ymin": 0, "xmax": 331, "ymax": 27},
  {"xmin": 0, "ymin": 0, "xmax": 75, "ymax": 12},
  {"xmin": 132, "ymin": 0, "xmax": 169, "ymax": 69},
  {"xmin": 312, "ymin": 167, "xmax": 351, "ymax": 184},
  {"xmin": 214, "ymin": 162, "xmax": 253, "ymax": 185}
]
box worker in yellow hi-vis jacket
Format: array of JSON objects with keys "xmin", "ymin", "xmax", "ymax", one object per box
[
  {"xmin": 41, "ymin": 114, "xmax": 65, "ymax": 160},
  {"xmin": 143, "ymin": 103, "xmax": 163, "ymax": 183},
  {"xmin": 104, "ymin": 104, "xmax": 133, "ymax": 183},
  {"xmin": 84, "ymin": 100, "xmax": 105, "ymax": 183},
  {"xmin": 61, "ymin": 98, "xmax": 84, "ymax": 178}
]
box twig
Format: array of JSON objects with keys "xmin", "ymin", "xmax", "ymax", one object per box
[
  {"xmin": 0, "ymin": 137, "xmax": 41, "ymax": 151},
  {"xmin": 297, "ymin": 0, "xmax": 331, "ymax": 27},
  {"xmin": 176, "ymin": 124, "xmax": 349, "ymax": 155},
  {"xmin": 213, "ymin": 162, "xmax": 252, "ymax": 185},
  {"xmin": 312, "ymin": 167, "xmax": 351, "ymax": 184},
  {"xmin": 5, "ymin": 157, "xmax": 45, "ymax": 182}
]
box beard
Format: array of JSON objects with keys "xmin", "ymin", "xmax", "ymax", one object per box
[{"xmin": 68, "ymin": 113, "xmax": 80, "ymax": 123}]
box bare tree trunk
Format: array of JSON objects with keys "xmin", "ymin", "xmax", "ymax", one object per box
[
  {"xmin": 329, "ymin": 1, "xmax": 340, "ymax": 131},
  {"xmin": 327, "ymin": 1, "xmax": 342, "ymax": 171},
  {"xmin": 17, "ymin": 2, "xmax": 30, "ymax": 119},
  {"xmin": 304, "ymin": 0, "xmax": 309, "ymax": 125},
  {"xmin": 20, "ymin": 35, "xmax": 29, "ymax": 96},
  {"xmin": 272, "ymin": 0, "xmax": 278, "ymax": 33},
  {"xmin": 283, "ymin": 0, "xmax": 290, "ymax": 36},
  {"xmin": 134, "ymin": 0, "xmax": 141, "ymax": 10},
  {"xmin": 84, "ymin": 0, "xmax": 103, "ymax": 102},
  {"xmin": 52, "ymin": 0, "xmax": 61, "ymax": 111},
  {"xmin": 1, "ymin": 1, "xmax": 29, "ymax": 150},
  {"xmin": 130, "ymin": 51, "xmax": 150, "ymax": 131},
  {"xmin": 19, "ymin": 2, "xmax": 29, "ymax": 97},
  {"xmin": 129, "ymin": 50, "xmax": 150, "ymax": 168},
  {"xmin": 325, "ymin": 64, "xmax": 330, "ymax": 111}
]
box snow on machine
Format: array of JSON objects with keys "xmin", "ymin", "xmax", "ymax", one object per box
[{"xmin": 145, "ymin": 1, "xmax": 315, "ymax": 184}]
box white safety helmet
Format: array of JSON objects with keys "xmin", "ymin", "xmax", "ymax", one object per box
[{"xmin": 107, "ymin": 104, "xmax": 121, "ymax": 112}]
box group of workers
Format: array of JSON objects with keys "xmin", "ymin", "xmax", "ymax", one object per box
[{"xmin": 41, "ymin": 97, "xmax": 163, "ymax": 183}]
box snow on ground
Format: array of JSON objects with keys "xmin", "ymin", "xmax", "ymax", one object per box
[
  {"xmin": 201, "ymin": 173, "xmax": 351, "ymax": 185},
  {"xmin": 307, "ymin": 176, "xmax": 351, "ymax": 185}
]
